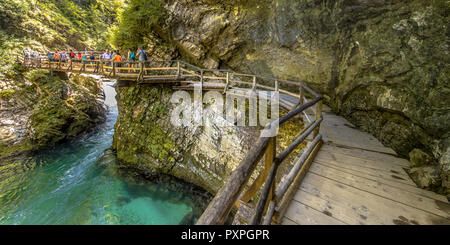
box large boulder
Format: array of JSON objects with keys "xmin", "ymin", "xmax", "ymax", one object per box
[
  {"xmin": 409, "ymin": 166, "xmax": 442, "ymax": 189},
  {"xmin": 409, "ymin": 148, "xmax": 434, "ymax": 167}
]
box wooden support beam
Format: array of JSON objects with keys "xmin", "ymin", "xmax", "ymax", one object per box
[
  {"xmin": 273, "ymin": 137, "xmax": 323, "ymax": 224},
  {"xmin": 196, "ymin": 136, "xmax": 272, "ymax": 225},
  {"xmin": 251, "ymin": 147, "xmax": 279, "ymax": 225},
  {"xmin": 223, "ymin": 72, "xmax": 230, "ymax": 94},
  {"xmin": 314, "ymin": 100, "xmax": 322, "ymax": 138},
  {"xmin": 113, "ymin": 61, "xmax": 116, "ymax": 77},
  {"xmin": 237, "ymin": 137, "xmax": 276, "ymax": 206},
  {"xmin": 200, "ymin": 70, "xmax": 204, "ymax": 85},
  {"xmin": 252, "ymin": 76, "xmax": 257, "ymax": 92}
]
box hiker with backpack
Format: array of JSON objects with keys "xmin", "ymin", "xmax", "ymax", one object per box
[
  {"xmin": 128, "ymin": 48, "xmax": 136, "ymax": 67},
  {"xmin": 137, "ymin": 47, "xmax": 147, "ymax": 67}
]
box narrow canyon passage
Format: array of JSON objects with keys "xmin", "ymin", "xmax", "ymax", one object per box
[{"xmin": 0, "ymin": 80, "xmax": 206, "ymax": 225}]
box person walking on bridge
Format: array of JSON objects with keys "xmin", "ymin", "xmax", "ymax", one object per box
[
  {"xmin": 114, "ymin": 52, "xmax": 122, "ymax": 68},
  {"xmin": 54, "ymin": 52, "xmax": 60, "ymax": 62},
  {"xmin": 137, "ymin": 47, "xmax": 147, "ymax": 62},
  {"xmin": 61, "ymin": 52, "xmax": 67, "ymax": 63},
  {"xmin": 47, "ymin": 51, "xmax": 53, "ymax": 62},
  {"xmin": 111, "ymin": 50, "xmax": 117, "ymax": 61},
  {"xmin": 127, "ymin": 49, "xmax": 136, "ymax": 67},
  {"xmin": 102, "ymin": 50, "xmax": 111, "ymax": 60},
  {"xmin": 137, "ymin": 47, "xmax": 147, "ymax": 68}
]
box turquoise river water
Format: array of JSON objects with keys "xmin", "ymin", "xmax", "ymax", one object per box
[{"xmin": 0, "ymin": 81, "xmax": 207, "ymax": 225}]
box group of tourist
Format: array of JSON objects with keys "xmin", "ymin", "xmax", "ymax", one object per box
[
  {"xmin": 100, "ymin": 47, "xmax": 147, "ymax": 66},
  {"xmin": 24, "ymin": 47, "xmax": 148, "ymax": 68},
  {"xmin": 45, "ymin": 50, "xmax": 96, "ymax": 63}
]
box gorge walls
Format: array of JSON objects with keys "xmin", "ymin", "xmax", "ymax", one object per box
[{"xmin": 118, "ymin": 0, "xmax": 449, "ymax": 193}]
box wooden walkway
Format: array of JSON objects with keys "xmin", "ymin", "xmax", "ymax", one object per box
[{"xmin": 281, "ymin": 106, "xmax": 450, "ymax": 225}]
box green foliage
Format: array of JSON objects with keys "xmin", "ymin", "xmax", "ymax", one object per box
[
  {"xmin": 0, "ymin": 0, "xmax": 125, "ymax": 78},
  {"xmin": 0, "ymin": 89, "xmax": 16, "ymax": 100},
  {"xmin": 0, "ymin": 0, "xmax": 125, "ymax": 50},
  {"xmin": 111, "ymin": 0, "xmax": 165, "ymax": 49}
]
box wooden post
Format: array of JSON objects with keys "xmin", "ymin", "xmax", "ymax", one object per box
[
  {"xmin": 94, "ymin": 60, "xmax": 99, "ymax": 73},
  {"xmin": 263, "ymin": 137, "xmax": 276, "ymax": 213},
  {"xmin": 196, "ymin": 136, "xmax": 272, "ymax": 225},
  {"xmin": 200, "ymin": 70, "xmax": 204, "ymax": 85},
  {"xmin": 252, "ymin": 76, "xmax": 257, "ymax": 92},
  {"xmin": 177, "ymin": 61, "xmax": 181, "ymax": 79},
  {"xmin": 250, "ymin": 137, "xmax": 278, "ymax": 225},
  {"xmin": 224, "ymin": 72, "xmax": 230, "ymax": 94},
  {"xmin": 314, "ymin": 100, "xmax": 323, "ymax": 137},
  {"xmin": 113, "ymin": 61, "xmax": 116, "ymax": 77},
  {"xmin": 275, "ymin": 80, "xmax": 279, "ymax": 92},
  {"xmin": 299, "ymin": 86, "xmax": 304, "ymax": 106},
  {"xmin": 100, "ymin": 60, "xmax": 104, "ymax": 74},
  {"xmin": 137, "ymin": 61, "xmax": 144, "ymax": 82},
  {"xmin": 237, "ymin": 136, "xmax": 276, "ymax": 206},
  {"xmin": 272, "ymin": 135, "xmax": 322, "ymax": 224}
]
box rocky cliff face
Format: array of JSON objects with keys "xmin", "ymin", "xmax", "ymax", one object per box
[
  {"xmin": 0, "ymin": 70, "xmax": 107, "ymax": 188},
  {"xmin": 112, "ymin": 83, "xmax": 303, "ymax": 194},
  {"xmin": 0, "ymin": 71, "xmax": 106, "ymax": 159},
  {"xmin": 112, "ymin": 84, "xmax": 260, "ymax": 193},
  {"xmin": 131, "ymin": 0, "xmax": 449, "ymax": 194}
]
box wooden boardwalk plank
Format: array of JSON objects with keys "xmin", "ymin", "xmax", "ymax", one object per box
[
  {"xmin": 308, "ymin": 163, "xmax": 450, "ymax": 218},
  {"xmin": 314, "ymin": 157, "xmax": 415, "ymax": 186},
  {"xmin": 280, "ymin": 217, "xmax": 298, "ymax": 225},
  {"xmin": 315, "ymin": 153, "xmax": 409, "ymax": 176},
  {"xmin": 284, "ymin": 199, "xmax": 347, "ymax": 225},
  {"xmin": 320, "ymin": 147, "xmax": 408, "ymax": 168},
  {"xmin": 313, "ymin": 160, "xmax": 448, "ymax": 201},
  {"xmin": 316, "ymin": 113, "xmax": 397, "ymax": 155},
  {"xmin": 293, "ymin": 189, "xmax": 371, "ymax": 225},
  {"xmin": 299, "ymin": 173, "xmax": 450, "ymax": 225},
  {"xmin": 320, "ymin": 144, "xmax": 408, "ymax": 166}
]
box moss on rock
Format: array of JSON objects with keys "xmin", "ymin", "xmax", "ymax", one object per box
[{"xmin": 0, "ymin": 70, "xmax": 106, "ymax": 158}]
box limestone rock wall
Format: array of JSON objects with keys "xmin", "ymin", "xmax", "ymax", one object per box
[
  {"xmin": 0, "ymin": 71, "xmax": 106, "ymax": 159},
  {"xmin": 138, "ymin": 0, "xmax": 449, "ymax": 193},
  {"xmin": 112, "ymin": 84, "xmax": 260, "ymax": 193}
]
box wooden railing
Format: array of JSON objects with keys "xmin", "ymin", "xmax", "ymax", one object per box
[
  {"xmin": 196, "ymin": 95, "xmax": 323, "ymax": 225},
  {"xmin": 21, "ymin": 52, "xmax": 324, "ymax": 225}
]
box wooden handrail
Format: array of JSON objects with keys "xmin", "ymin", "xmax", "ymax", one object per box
[
  {"xmin": 196, "ymin": 94, "xmax": 323, "ymax": 225},
  {"xmin": 196, "ymin": 136, "xmax": 272, "ymax": 225}
]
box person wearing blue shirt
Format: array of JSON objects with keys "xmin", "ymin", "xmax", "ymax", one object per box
[
  {"xmin": 137, "ymin": 47, "xmax": 147, "ymax": 62},
  {"xmin": 101, "ymin": 49, "xmax": 110, "ymax": 60}
]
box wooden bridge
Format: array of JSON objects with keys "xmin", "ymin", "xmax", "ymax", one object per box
[{"xmin": 21, "ymin": 54, "xmax": 450, "ymax": 225}]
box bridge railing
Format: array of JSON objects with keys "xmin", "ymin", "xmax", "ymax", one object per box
[{"xmin": 195, "ymin": 79, "xmax": 323, "ymax": 225}]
